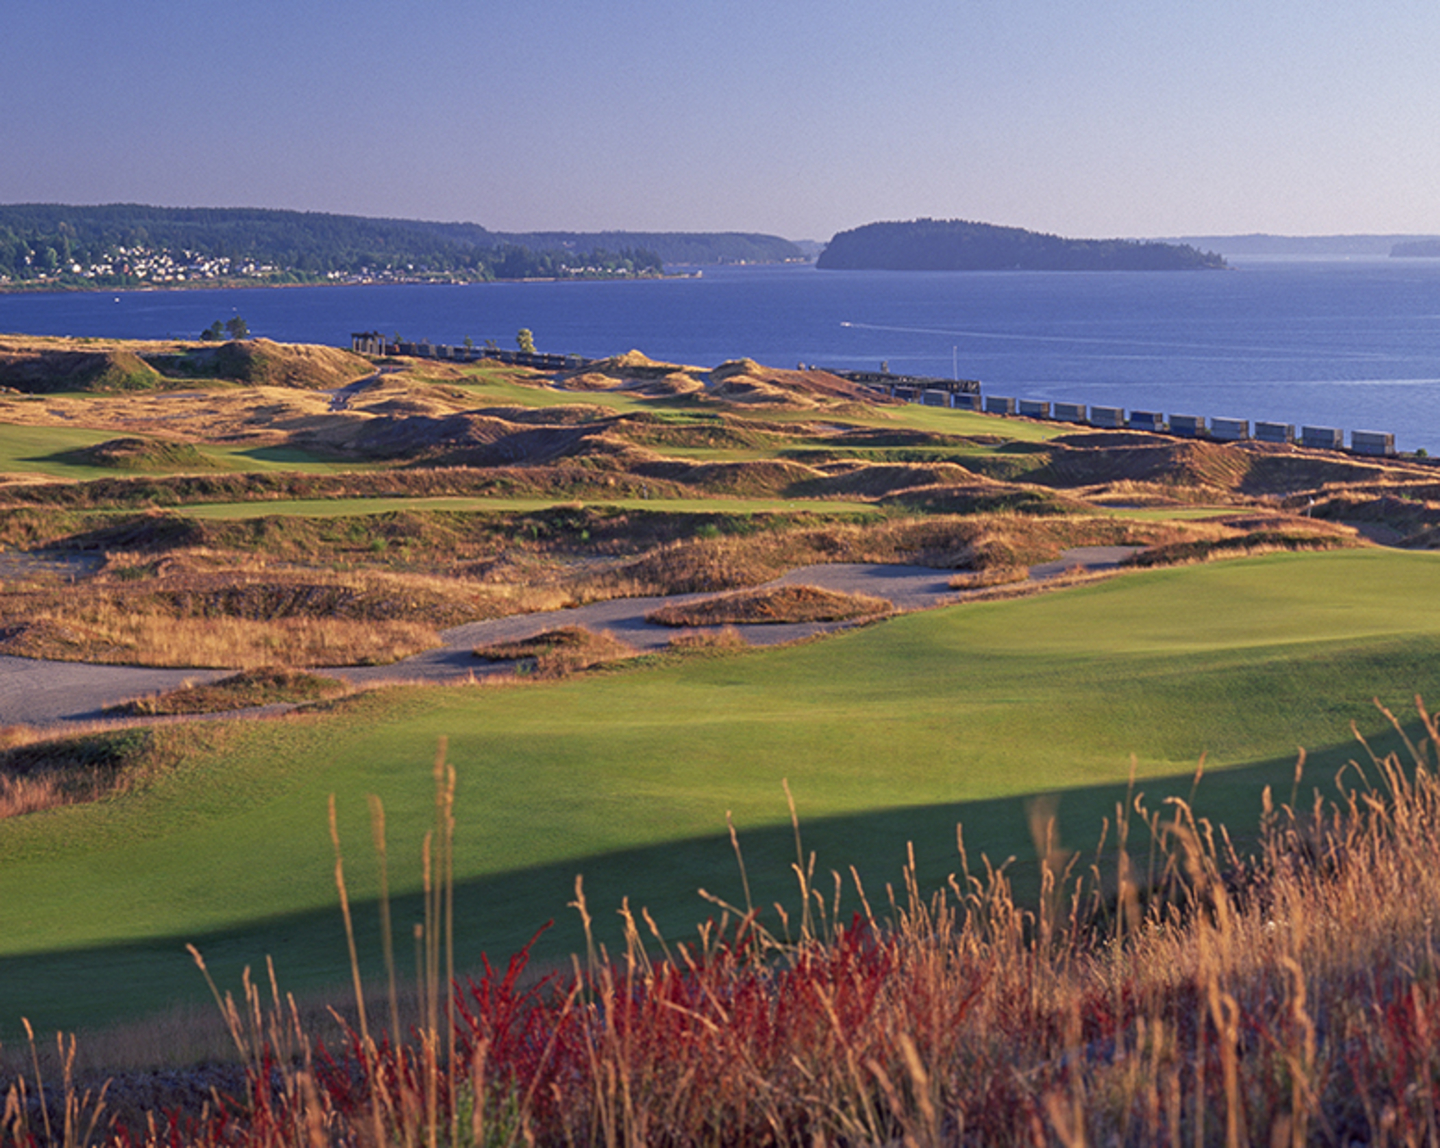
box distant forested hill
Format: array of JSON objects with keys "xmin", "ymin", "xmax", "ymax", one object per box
[
  {"xmin": 1392, "ymin": 239, "xmax": 1440, "ymax": 258},
  {"xmin": 0, "ymin": 205, "xmax": 803, "ymax": 290},
  {"xmin": 817, "ymin": 219, "xmax": 1226, "ymax": 271},
  {"xmin": 497, "ymin": 231, "xmax": 804, "ymax": 265}
]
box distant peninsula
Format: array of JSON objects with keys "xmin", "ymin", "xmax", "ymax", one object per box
[
  {"xmin": 0, "ymin": 204, "xmax": 806, "ymax": 291},
  {"xmin": 816, "ymin": 219, "xmax": 1227, "ymax": 271},
  {"xmin": 1391, "ymin": 239, "xmax": 1440, "ymax": 258}
]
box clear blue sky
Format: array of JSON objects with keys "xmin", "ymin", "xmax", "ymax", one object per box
[{"xmin": 5, "ymin": 0, "xmax": 1437, "ymax": 241}]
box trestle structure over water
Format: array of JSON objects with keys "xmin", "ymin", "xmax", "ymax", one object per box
[
  {"xmin": 352, "ymin": 331, "xmax": 584, "ymax": 371},
  {"xmin": 851, "ymin": 374, "xmax": 1399, "ymax": 456}
]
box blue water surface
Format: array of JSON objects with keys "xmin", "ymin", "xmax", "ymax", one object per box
[{"xmin": 2, "ymin": 260, "xmax": 1438, "ymax": 451}]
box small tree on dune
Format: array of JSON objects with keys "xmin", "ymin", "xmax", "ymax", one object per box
[{"xmin": 517, "ymin": 328, "xmax": 536, "ymax": 355}]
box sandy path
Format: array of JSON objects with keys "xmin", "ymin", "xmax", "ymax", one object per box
[{"xmin": 0, "ymin": 549, "xmax": 1141, "ymax": 729}]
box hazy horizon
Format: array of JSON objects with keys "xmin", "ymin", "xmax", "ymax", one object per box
[
  {"xmin": 3, "ymin": 203, "xmax": 1440, "ymax": 249},
  {"xmin": 4, "ymin": 1, "xmax": 1436, "ymax": 241}
]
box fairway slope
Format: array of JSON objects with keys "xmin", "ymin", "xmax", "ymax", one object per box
[{"xmin": 3, "ymin": 549, "xmax": 1440, "ymax": 1036}]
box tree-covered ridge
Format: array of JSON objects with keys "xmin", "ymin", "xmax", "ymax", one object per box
[
  {"xmin": 816, "ymin": 218, "xmax": 1227, "ymax": 271},
  {"xmin": 499, "ymin": 231, "xmax": 805, "ymax": 265},
  {"xmin": 0, "ymin": 205, "xmax": 804, "ymax": 290},
  {"xmin": 1391, "ymin": 238, "xmax": 1440, "ymax": 258}
]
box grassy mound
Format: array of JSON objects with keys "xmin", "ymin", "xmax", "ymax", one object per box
[
  {"xmin": 60, "ymin": 437, "xmax": 221, "ymax": 472},
  {"xmin": 0, "ymin": 347, "xmax": 162, "ymax": 393},
  {"xmin": 105, "ymin": 668, "xmax": 351, "ymax": 716},
  {"xmin": 708, "ymin": 360, "xmax": 880, "ymax": 407},
  {"xmin": 1124, "ymin": 527, "xmax": 1353, "ymax": 566},
  {"xmin": 646, "ymin": 584, "xmax": 893, "ymax": 626},
  {"xmin": 788, "ymin": 462, "xmax": 981, "ymax": 498},
  {"xmin": 652, "ymin": 458, "xmax": 823, "ymax": 497},
  {"xmin": 473, "ymin": 625, "xmax": 637, "ymax": 676},
  {"xmin": 155, "ymin": 339, "xmax": 372, "ymax": 389},
  {"xmin": 556, "ymin": 351, "xmax": 708, "ymax": 396}
]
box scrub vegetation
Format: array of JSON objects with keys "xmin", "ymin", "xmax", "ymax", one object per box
[
  {"xmin": 5, "ymin": 336, "xmax": 1440, "ymax": 1141},
  {"xmin": 0, "ymin": 337, "xmax": 1394, "ymax": 669}
]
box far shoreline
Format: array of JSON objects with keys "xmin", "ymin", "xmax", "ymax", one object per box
[{"xmin": 0, "ymin": 268, "xmax": 727, "ymax": 297}]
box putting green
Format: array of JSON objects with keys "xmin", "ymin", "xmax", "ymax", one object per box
[{"xmin": 2, "ymin": 547, "xmax": 1438, "ymax": 1036}]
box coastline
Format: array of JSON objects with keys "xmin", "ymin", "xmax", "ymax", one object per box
[{"xmin": 0, "ymin": 268, "xmax": 711, "ymax": 296}]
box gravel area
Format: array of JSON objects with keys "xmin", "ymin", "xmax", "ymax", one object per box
[{"xmin": 0, "ymin": 658, "xmax": 229, "ymax": 727}]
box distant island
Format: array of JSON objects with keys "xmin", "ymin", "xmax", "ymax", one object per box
[
  {"xmin": 0, "ymin": 204, "xmax": 806, "ymax": 291},
  {"xmin": 816, "ymin": 219, "xmax": 1226, "ymax": 271}
]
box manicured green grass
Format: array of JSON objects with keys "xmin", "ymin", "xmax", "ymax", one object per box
[
  {"xmin": 848, "ymin": 403, "xmax": 1068, "ymax": 442},
  {"xmin": 201, "ymin": 443, "xmax": 368, "ymax": 473},
  {"xmin": 448, "ymin": 375, "xmax": 658, "ymax": 414},
  {"xmin": 0, "ymin": 423, "xmax": 148, "ymax": 479},
  {"xmin": 0, "ymin": 421, "xmax": 369, "ymax": 479},
  {"xmin": 3, "ymin": 548, "xmax": 1438, "ymax": 1036}
]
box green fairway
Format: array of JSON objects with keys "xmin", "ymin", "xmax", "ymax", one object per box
[
  {"xmin": 0, "ymin": 423, "xmax": 149, "ymax": 479},
  {"xmin": 856, "ymin": 403, "xmax": 1067, "ymax": 442},
  {"xmin": 449, "ymin": 375, "xmax": 659, "ymax": 414},
  {"xmin": 200, "ymin": 443, "xmax": 369, "ymax": 473},
  {"xmin": 0, "ymin": 421, "xmax": 370, "ymax": 479},
  {"xmin": 3, "ymin": 547, "xmax": 1439, "ymax": 1036}
]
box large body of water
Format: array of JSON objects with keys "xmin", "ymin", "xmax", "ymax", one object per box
[{"xmin": 3, "ymin": 259, "xmax": 1439, "ymax": 451}]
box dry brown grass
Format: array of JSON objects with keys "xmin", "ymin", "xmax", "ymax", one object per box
[
  {"xmin": 472, "ymin": 626, "xmax": 639, "ymax": 677},
  {"xmin": 0, "ymin": 726, "xmax": 169, "ymax": 819},
  {"xmin": 104, "ymin": 668, "xmax": 352, "ymax": 716},
  {"xmin": 1124, "ymin": 526, "xmax": 1357, "ymax": 568},
  {"xmin": 0, "ymin": 772, "xmax": 78, "ymax": 819},
  {"xmin": 0, "ymin": 557, "xmax": 531, "ymax": 667},
  {"xmin": 0, "ymin": 507, "xmax": 1352, "ymax": 672},
  {"xmin": 948, "ymin": 563, "xmax": 1031, "ymax": 589},
  {"xmin": 645, "ymin": 583, "xmax": 893, "ymax": 626},
  {"xmin": 666, "ymin": 625, "xmax": 749, "ymax": 652},
  {"xmin": 0, "ymin": 609, "xmax": 439, "ymax": 668}
]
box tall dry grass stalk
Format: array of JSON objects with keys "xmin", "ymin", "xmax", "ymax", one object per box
[
  {"xmin": 0, "ymin": 774, "xmax": 75, "ymax": 820},
  {"xmin": 14, "ymin": 702, "xmax": 1440, "ymax": 1144}
]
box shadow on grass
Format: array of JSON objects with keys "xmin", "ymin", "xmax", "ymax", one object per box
[
  {"xmin": 231, "ymin": 444, "xmax": 334, "ymax": 466},
  {"xmin": 0, "ymin": 719, "xmax": 1409, "ymax": 1042}
]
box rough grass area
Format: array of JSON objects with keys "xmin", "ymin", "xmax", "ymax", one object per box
[
  {"xmin": 0, "ymin": 346, "xmax": 162, "ymax": 393},
  {"xmin": 145, "ymin": 339, "xmax": 372, "ymax": 389},
  {"xmin": 948, "ymin": 563, "xmax": 1031, "ymax": 589},
  {"xmin": 0, "ymin": 610, "xmax": 440, "ymax": 668},
  {"xmin": 1123, "ymin": 526, "xmax": 1354, "ymax": 566},
  {"xmin": 666, "ymin": 626, "xmax": 749, "ymax": 652},
  {"xmin": 104, "ymin": 668, "xmax": 351, "ymax": 716},
  {"xmin": 646, "ymin": 583, "xmax": 893, "ymax": 626},
  {"xmin": 0, "ymin": 727, "xmax": 164, "ymax": 818},
  {"xmin": 472, "ymin": 626, "xmax": 638, "ymax": 677},
  {"xmin": 0, "ymin": 511, "xmax": 1350, "ymax": 669},
  {"xmin": 0, "ymin": 561, "xmax": 472, "ymax": 667}
]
